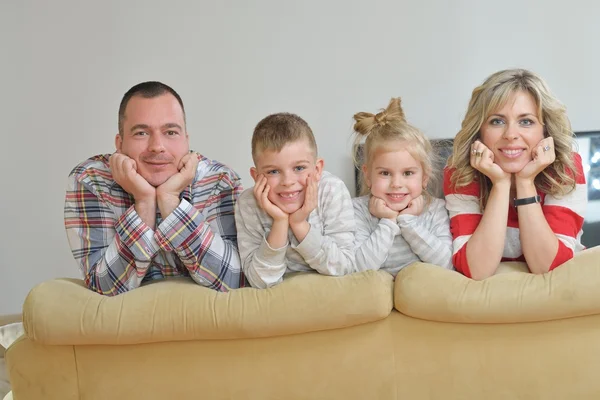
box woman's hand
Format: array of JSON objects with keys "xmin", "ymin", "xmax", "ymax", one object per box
[
  {"xmin": 516, "ymin": 137, "xmax": 556, "ymax": 184},
  {"xmin": 470, "ymin": 140, "xmax": 511, "ymax": 185}
]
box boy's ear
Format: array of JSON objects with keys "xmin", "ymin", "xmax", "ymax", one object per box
[
  {"xmin": 314, "ymin": 158, "xmax": 324, "ymax": 180},
  {"xmin": 250, "ymin": 167, "xmax": 258, "ymax": 182},
  {"xmin": 361, "ymin": 164, "xmax": 371, "ymax": 188}
]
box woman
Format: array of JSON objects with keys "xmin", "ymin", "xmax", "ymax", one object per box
[{"xmin": 444, "ymin": 69, "xmax": 587, "ymax": 280}]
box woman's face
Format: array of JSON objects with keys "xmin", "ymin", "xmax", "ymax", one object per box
[{"xmin": 479, "ymin": 90, "xmax": 545, "ymax": 174}]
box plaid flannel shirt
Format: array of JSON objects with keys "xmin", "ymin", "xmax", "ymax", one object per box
[{"xmin": 64, "ymin": 153, "xmax": 248, "ymax": 295}]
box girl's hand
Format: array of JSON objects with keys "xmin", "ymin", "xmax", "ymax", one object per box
[
  {"xmin": 369, "ymin": 196, "xmax": 399, "ymax": 220},
  {"xmin": 399, "ymin": 195, "xmax": 425, "ymax": 216}
]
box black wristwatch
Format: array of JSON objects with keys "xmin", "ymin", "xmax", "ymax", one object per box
[{"xmin": 513, "ymin": 195, "xmax": 541, "ymax": 207}]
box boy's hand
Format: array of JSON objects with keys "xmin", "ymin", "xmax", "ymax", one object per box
[
  {"xmin": 253, "ymin": 174, "xmax": 288, "ymax": 222},
  {"xmin": 369, "ymin": 196, "xmax": 399, "ymax": 220},
  {"xmin": 399, "ymin": 195, "xmax": 425, "ymax": 216},
  {"xmin": 109, "ymin": 152, "xmax": 155, "ymax": 202},
  {"xmin": 289, "ymin": 174, "xmax": 317, "ymax": 227}
]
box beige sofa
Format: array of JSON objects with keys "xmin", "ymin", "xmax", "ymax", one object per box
[{"xmin": 6, "ymin": 246, "xmax": 600, "ymax": 399}]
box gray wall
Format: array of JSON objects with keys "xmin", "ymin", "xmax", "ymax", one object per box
[{"xmin": 1, "ymin": 0, "xmax": 599, "ymax": 314}]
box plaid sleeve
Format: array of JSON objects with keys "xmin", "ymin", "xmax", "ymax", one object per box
[
  {"xmin": 154, "ymin": 170, "xmax": 247, "ymax": 291},
  {"xmin": 64, "ymin": 172, "xmax": 160, "ymax": 296}
]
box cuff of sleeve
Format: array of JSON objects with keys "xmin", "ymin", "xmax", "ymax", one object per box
[
  {"xmin": 293, "ymin": 224, "xmax": 322, "ymax": 260},
  {"xmin": 397, "ymin": 214, "xmax": 419, "ymax": 228},
  {"xmin": 380, "ymin": 218, "xmax": 401, "ymax": 235},
  {"xmin": 115, "ymin": 205, "xmax": 160, "ymax": 261},
  {"xmin": 155, "ymin": 199, "xmax": 207, "ymax": 251},
  {"xmin": 256, "ymin": 237, "xmax": 288, "ymax": 266}
]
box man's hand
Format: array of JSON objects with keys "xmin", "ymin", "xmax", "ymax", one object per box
[
  {"xmin": 399, "ymin": 195, "xmax": 425, "ymax": 216},
  {"xmin": 156, "ymin": 153, "xmax": 200, "ymax": 218},
  {"xmin": 470, "ymin": 140, "xmax": 511, "ymax": 185},
  {"xmin": 516, "ymin": 137, "xmax": 555, "ymax": 184},
  {"xmin": 157, "ymin": 152, "xmax": 199, "ymax": 198},
  {"xmin": 369, "ymin": 196, "xmax": 399, "ymax": 220},
  {"xmin": 253, "ymin": 174, "xmax": 289, "ymax": 222},
  {"xmin": 109, "ymin": 153, "xmax": 155, "ymax": 202},
  {"xmin": 289, "ymin": 174, "xmax": 317, "ymax": 227}
]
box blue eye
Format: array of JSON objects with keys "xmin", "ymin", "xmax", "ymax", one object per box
[
  {"xmin": 490, "ymin": 118, "xmax": 505, "ymax": 126},
  {"xmin": 294, "ymin": 166, "xmax": 306, "ymax": 172},
  {"xmin": 520, "ymin": 119, "xmax": 534, "ymax": 126},
  {"xmin": 266, "ymin": 170, "xmax": 279, "ymax": 175}
]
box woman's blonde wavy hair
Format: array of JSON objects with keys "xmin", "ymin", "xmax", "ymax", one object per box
[
  {"xmin": 448, "ymin": 69, "xmax": 577, "ymax": 210},
  {"xmin": 352, "ymin": 98, "xmax": 439, "ymax": 205}
]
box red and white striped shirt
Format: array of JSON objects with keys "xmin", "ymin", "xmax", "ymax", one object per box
[{"xmin": 443, "ymin": 153, "xmax": 587, "ymax": 278}]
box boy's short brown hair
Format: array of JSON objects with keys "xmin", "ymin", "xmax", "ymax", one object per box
[{"xmin": 251, "ymin": 113, "xmax": 318, "ymax": 163}]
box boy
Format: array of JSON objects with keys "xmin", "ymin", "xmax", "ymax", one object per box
[{"xmin": 235, "ymin": 113, "xmax": 356, "ymax": 288}]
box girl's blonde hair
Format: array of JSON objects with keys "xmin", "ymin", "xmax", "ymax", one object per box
[
  {"xmin": 448, "ymin": 69, "xmax": 577, "ymax": 210},
  {"xmin": 352, "ymin": 97, "xmax": 440, "ymax": 204}
]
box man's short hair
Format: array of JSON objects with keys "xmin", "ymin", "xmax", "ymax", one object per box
[
  {"xmin": 118, "ymin": 81, "xmax": 186, "ymax": 135},
  {"xmin": 251, "ymin": 113, "xmax": 318, "ymax": 163}
]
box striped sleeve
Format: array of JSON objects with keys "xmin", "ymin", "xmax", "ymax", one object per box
[
  {"xmin": 293, "ymin": 173, "xmax": 357, "ymax": 276},
  {"xmin": 234, "ymin": 189, "xmax": 289, "ymax": 289},
  {"xmin": 397, "ymin": 198, "xmax": 454, "ymax": 270},
  {"xmin": 155, "ymin": 166, "xmax": 247, "ymax": 291},
  {"xmin": 64, "ymin": 171, "xmax": 158, "ymax": 295},
  {"xmin": 443, "ymin": 167, "xmax": 482, "ymax": 277},
  {"xmin": 353, "ymin": 195, "xmax": 399, "ymax": 272},
  {"xmin": 543, "ymin": 153, "xmax": 587, "ymax": 270}
]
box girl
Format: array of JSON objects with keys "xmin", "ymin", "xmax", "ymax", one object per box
[{"xmin": 352, "ymin": 98, "xmax": 454, "ymax": 275}]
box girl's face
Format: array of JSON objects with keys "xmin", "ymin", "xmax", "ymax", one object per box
[{"xmin": 363, "ymin": 141, "xmax": 428, "ymax": 212}]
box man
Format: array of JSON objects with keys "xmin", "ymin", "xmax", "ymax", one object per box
[{"xmin": 64, "ymin": 82, "xmax": 247, "ymax": 295}]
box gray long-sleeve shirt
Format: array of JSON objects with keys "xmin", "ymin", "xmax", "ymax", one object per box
[
  {"xmin": 353, "ymin": 195, "xmax": 454, "ymax": 275},
  {"xmin": 235, "ymin": 171, "xmax": 356, "ymax": 288}
]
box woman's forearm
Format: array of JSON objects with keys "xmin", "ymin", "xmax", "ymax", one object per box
[
  {"xmin": 515, "ymin": 179, "xmax": 559, "ymax": 274},
  {"xmin": 466, "ymin": 181, "xmax": 511, "ymax": 280}
]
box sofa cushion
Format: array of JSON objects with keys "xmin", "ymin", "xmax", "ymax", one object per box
[
  {"xmin": 394, "ymin": 246, "xmax": 600, "ymax": 323},
  {"xmin": 23, "ymin": 270, "xmax": 393, "ymax": 345}
]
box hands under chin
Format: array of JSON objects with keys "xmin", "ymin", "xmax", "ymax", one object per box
[
  {"xmin": 399, "ymin": 195, "xmax": 425, "ymax": 216},
  {"xmin": 470, "ymin": 140, "xmax": 511, "ymax": 185},
  {"xmin": 156, "ymin": 153, "xmax": 200, "ymax": 217},
  {"xmin": 289, "ymin": 175, "xmax": 318, "ymax": 227},
  {"xmin": 516, "ymin": 137, "xmax": 555, "ymax": 184},
  {"xmin": 109, "ymin": 153, "xmax": 156, "ymax": 203},
  {"xmin": 369, "ymin": 196, "xmax": 399, "ymax": 220}
]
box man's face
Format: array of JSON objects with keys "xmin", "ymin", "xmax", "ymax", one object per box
[{"xmin": 116, "ymin": 93, "xmax": 189, "ymax": 187}]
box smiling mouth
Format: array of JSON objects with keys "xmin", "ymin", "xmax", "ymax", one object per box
[
  {"xmin": 279, "ymin": 191, "xmax": 301, "ymax": 201},
  {"xmin": 500, "ymin": 149, "xmax": 525, "ymax": 158},
  {"xmin": 387, "ymin": 193, "xmax": 408, "ymax": 201}
]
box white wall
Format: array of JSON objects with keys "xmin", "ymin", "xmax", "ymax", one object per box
[{"xmin": 1, "ymin": 0, "xmax": 599, "ymax": 314}]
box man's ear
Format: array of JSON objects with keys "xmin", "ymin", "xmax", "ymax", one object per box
[
  {"xmin": 362, "ymin": 164, "xmax": 371, "ymax": 188},
  {"xmin": 250, "ymin": 167, "xmax": 258, "ymax": 182},
  {"xmin": 115, "ymin": 134, "xmax": 122, "ymax": 153},
  {"xmin": 314, "ymin": 158, "xmax": 324, "ymax": 180}
]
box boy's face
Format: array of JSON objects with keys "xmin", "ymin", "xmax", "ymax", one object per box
[{"xmin": 251, "ymin": 138, "xmax": 324, "ymax": 214}]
